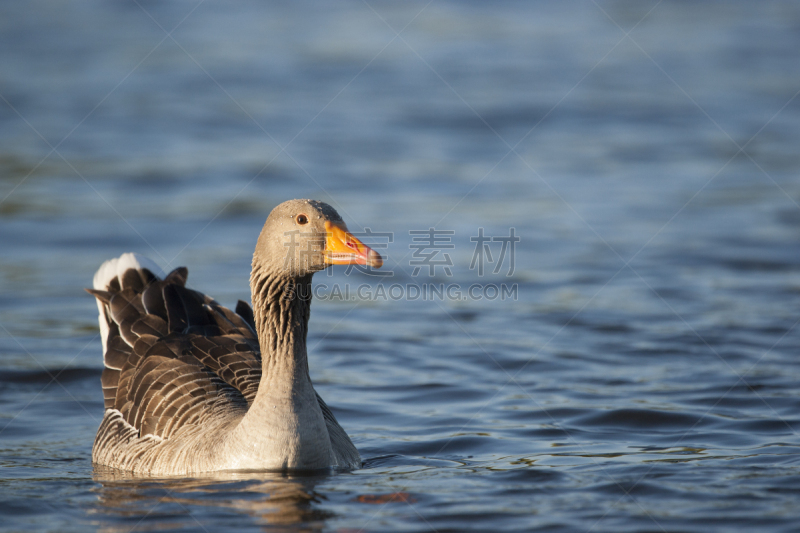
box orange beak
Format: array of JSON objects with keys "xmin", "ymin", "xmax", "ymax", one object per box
[{"xmin": 323, "ymin": 221, "xmax": 383, "ymax": 268}]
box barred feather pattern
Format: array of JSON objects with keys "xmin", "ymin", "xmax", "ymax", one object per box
[{"xmin": 89, "ymin": 258, "xmax": 265, "ymax": 473}]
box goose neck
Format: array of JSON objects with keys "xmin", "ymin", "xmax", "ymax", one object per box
[{"xmin": 250, "ymin": 270, "xmax": 313, "ymax": 386}]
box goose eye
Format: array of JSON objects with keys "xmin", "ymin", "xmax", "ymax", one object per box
[{"xmin": 296, "ymin": 214, "xmax": 309, "ymax": 225}]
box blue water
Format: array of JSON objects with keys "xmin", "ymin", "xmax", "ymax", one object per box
[{"xmin": 1, "ymin": 1, "xmax": 800, "ymax": 531}]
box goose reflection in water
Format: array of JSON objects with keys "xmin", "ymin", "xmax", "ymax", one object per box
[{"xmin": 91, "ymin": 466, "xmax": 334, "ymax": 531}]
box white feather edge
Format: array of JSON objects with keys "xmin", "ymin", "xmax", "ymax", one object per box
[{"xmin": 93, "ymin": 253, "xmax": 163, "ymax": 355}]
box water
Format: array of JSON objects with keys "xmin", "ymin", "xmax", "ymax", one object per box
[{"xmin": 1, "ymin": 0, "xmax": 800, "ymax": 531}]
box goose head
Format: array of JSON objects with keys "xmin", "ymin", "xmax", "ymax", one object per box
[{"xmin": 254, "ymin": 199, "xmax": 383, "ymax": 278}]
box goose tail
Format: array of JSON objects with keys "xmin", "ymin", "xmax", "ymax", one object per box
[{"xmin": 88, "ymin": 253, "xmax": 162, "ymax": 355}]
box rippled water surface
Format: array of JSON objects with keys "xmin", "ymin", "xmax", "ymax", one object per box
[{"xmin": 2, "ymin": 1, "xmax": 800, "ymax": 531}]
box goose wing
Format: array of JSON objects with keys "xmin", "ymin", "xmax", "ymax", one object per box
[{"xmin": 88, "ymin": 255, "xmax": 262, "ymax": 440}]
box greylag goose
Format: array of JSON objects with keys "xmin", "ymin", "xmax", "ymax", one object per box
[{"xmin": 87, "ymin": 199, "xmax": 382, "ymax": 475}]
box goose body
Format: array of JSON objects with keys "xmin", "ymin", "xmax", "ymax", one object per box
[{"xmin": 88, "ymin": 199, "xmax": 382, "ymax": 475}]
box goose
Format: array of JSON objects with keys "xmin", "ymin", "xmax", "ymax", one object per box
[{"xmin": 87, "ymin": 199, "xmax": 382, "ymax": 475}]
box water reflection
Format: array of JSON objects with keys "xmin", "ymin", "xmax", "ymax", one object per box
[{"xmin": 91, "ymin": 466, "xmax": 333, "ymax": 532}]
